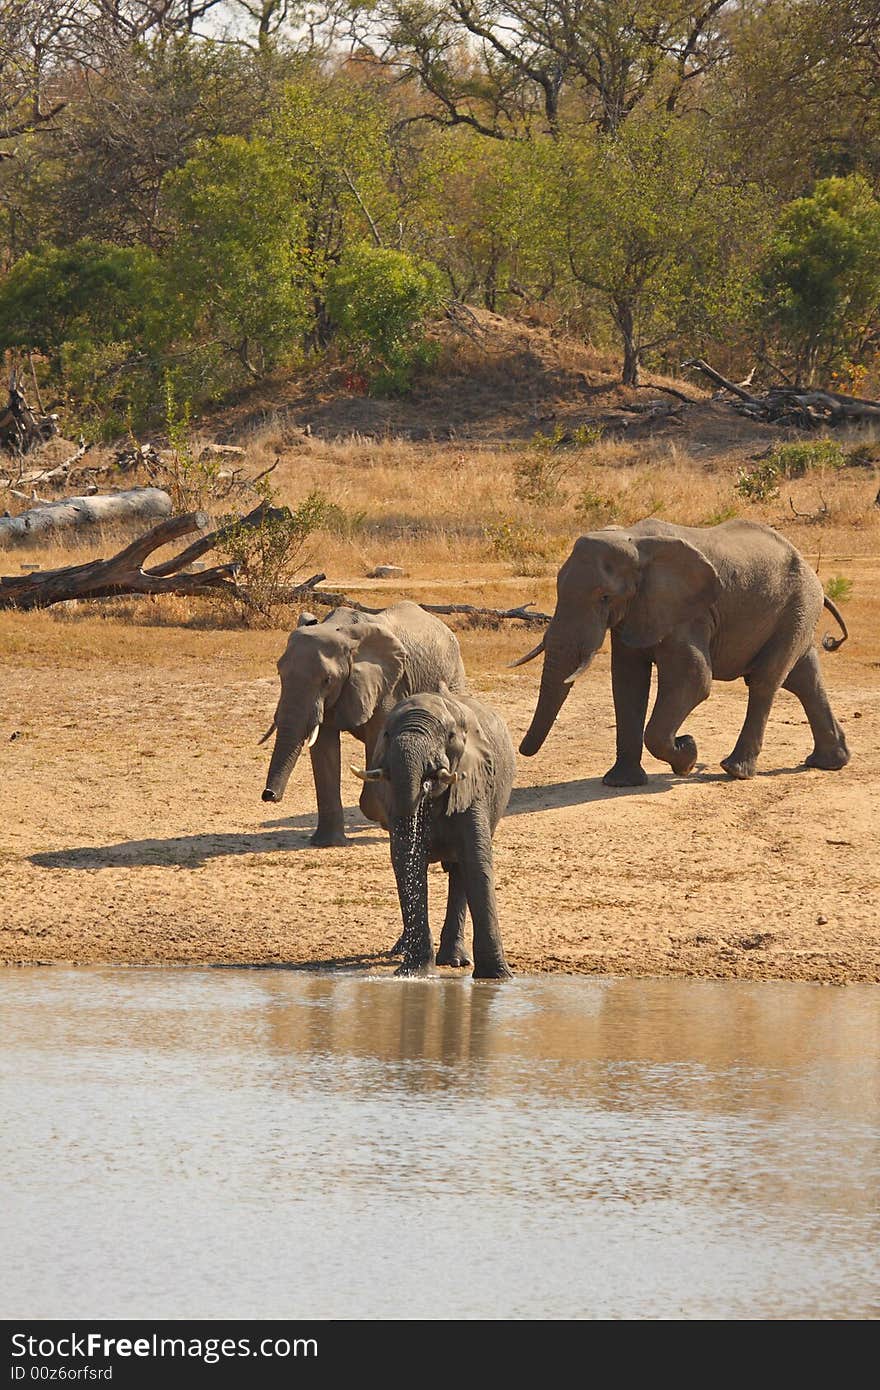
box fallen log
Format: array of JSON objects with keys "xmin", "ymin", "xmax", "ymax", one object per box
[
  {"xmin": 304, "ymin": 588, "xmax": 552, "ymax": 626},
  {"xmin": 0, "ymin": 503, "xmax": 291, "ymax": 611},
  {"xmin": 0, "ymin": 487, "xmax": 172, "ymax": 548},
  {"xmin": 682, "ymin": 358, "xmax": 880, "ymax": 428}
]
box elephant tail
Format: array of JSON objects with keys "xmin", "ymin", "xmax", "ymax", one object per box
[{"xmin": 821, "ymin": 595, "xmax": 848, "ymax": 652}]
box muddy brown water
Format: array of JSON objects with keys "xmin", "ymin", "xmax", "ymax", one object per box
[{"xmin": 2, "ymin": 968, "xmax": 878, "ymax": 1320}]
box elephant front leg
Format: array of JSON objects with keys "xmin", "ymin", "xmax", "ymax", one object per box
[
  {"xmin": 309, "ymin": 725, "xmax": 349, "ymax": 847},
  {"xmin": 389, "ymin": 820, "xmax": 435, "ymax": 976},
  {"xmin": 603, "ymin": 636, "xmax": 652, "ymax": 786},
  {"xmin": 436, "ymin": 863, "xmax": 471, "ymax": 968},
  {"xmin": 644, "ymin": 648, "xmax": 712, "ymax": 776},
  {"xmin": 460, "ymin": 811, "xmax": 512, "ymax": 980}
]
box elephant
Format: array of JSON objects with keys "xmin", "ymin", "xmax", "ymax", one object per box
[
  {"xmin": 261, "ymin": 602, "xmax": 466, "ymax": 846},
  {"xmin": 514, "ymin": 518, "xmax": 850, "ymax": 783},
  {"xmin": 352, "ymin": 690, "xmax": 515, "ymax": 980}
]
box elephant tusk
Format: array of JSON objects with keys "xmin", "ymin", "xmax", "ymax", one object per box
[
  {"xmin": 258, "ymin": 720, "xmax": 277, "ymax": 746},
  {"xmin": 305, "ymin": 725, "xmax": 320, "ymax": 749},
  {"xmin": 508, "ymin": 638, "xmax": 545, "ymax": 668},
  {"xmin": 351, "ymin": 765, "xmax": 387, "ymax": 782},
  {"xmin": 435, "ymin": 769, "xmax": 459, "ymax": 787},
  {"xmin": 564, "ymin": 657, "xmax": 592, "ymax": 685}
]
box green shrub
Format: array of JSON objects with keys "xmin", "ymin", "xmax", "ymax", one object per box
[
  {"xmin": 485, "ymin": 520, "xmax": 550, "ymax": 576},
  {"xmin": 766, "ymin": 439, "xmax": 846, "ymax": 476},
  {"xmin": 326, "ymin": 244, "xmax": 444, "ymax": 395},
  {"xmin": 736, "ymin": 438, "xmax": 845, "ymax": 502},
  {"xmin": 219, "ymin": 491, "xmax": 338, "ymax": 626},
  {"xmin": 514, "ymin": 452, "xmax": 570, "ymax": 504},
  {"xmin": 576, "ymin": 487, "xmax": 620, "ymax": 526},
  {"xmin": 704, "ymin": 503, "xmax": 739, "ymax": 525},
  {"xmin": 824, "ymin": 575, "xmax": 853, "ymax": 602}
]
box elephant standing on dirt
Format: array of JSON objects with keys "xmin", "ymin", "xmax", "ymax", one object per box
[
  {"xmin": 353, "ymin": 691, "xmax": 515, "ymax": 980},
  {"xmin": 514, "ymin": 518, "xmax": 850, "ymax": 783},
  {"xmin": 261, "ymin": 602, "xmax": 466, "ymax": 846}
]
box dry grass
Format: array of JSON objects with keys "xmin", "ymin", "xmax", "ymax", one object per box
[{"xmin": 2, "ymin": 429, "xmax": 877, "ymax": 692}]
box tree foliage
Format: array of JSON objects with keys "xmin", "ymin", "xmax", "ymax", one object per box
[
  {"xmin": 758, "ymin": 175, "xmax": 880, "ymax": 383},
  {"xmin": 1, "ymin": 1, "xmax": 879, "ymax": 428}
]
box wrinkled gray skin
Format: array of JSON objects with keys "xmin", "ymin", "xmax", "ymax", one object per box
[
  {"xmin": 517, "ymin": 518, "xmax": 850, "ymax": 783},
  {"xmin": 358, "ymin": 691, "xmax": 515, "ymax": 980},
  {"xmin": 261, "ymin": 602, "xmax": 466, "ymax": 846}
]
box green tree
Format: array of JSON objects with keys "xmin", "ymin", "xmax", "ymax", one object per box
[
  {"xmin": 326, "ymin": 243, "xmax": 444, "ymax": 392},
  {"xmin": 162, "ymin": 134, "xmax": 312, "ymax": 377},
  {"xmin": 0, "ymin": 238, "xmax": 162, "ymax": 364},
  {"xmin": 545, "ymin": 115, "xmax": 763, "ymax": 384},
  {"xmin": 759, "ymin": 175, "xmax": 880, "ymax": 383}
]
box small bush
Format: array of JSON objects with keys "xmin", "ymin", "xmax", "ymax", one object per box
[
  {"xmin": 485, "ymin": 520, "xmax": 550, "ymax": 576},
  {"xmin": 767, "ymin": 439, "xmax": 846, "ymax": 476},
  {"xmin": 219, "ymin": 491, "xmax": 335, "ymax": 626},
  {"xmin": 576, "ymin": 486, "xmax": 620, "ymax": 526},
  {"xmin": 736, "ymin": 459, "xmax": 781, "ymax": 502},
  {"xmin": 824, "ymin": 574, "xmax": 853, "ymax": 602},
  {"xmin": 737, "ymin": 438, "xmax": 847, "ymax": 503},
  {"xmin": 739, "ymin": 439, "xmax": 845, "ymax": 505},
  {"xmin": 514, "ymin": 452, "xmax": 571, "ymax": 504},
  {"xmin": 326, "ymin": 244, "xmax": 444, "ymax": 396},
  {"xmin": 530, "ymin": 422, "xmax": 604, "ymax": 451},
  {"xmin": 704, "ymin": 503, "xmax": 739, "ymax": 525}
]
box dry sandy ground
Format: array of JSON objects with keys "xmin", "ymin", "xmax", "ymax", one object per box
[{"xmin": 1, "ymin": 575, "xmax": 877, "ymax": 983}]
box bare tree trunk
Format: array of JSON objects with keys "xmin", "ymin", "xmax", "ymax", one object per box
[{"xmin": 614, "ymin": 299, "xmax": 640, "ymax": 386}]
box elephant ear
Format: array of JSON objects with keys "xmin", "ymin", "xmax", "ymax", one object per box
[
  {"xmin": 616, "ymin": 536, "xmax": 721, "ymax": 648},
  {"xmin": 446, "ymin": 704, "xmax": 492, "ymax": 816},
  {"xmin": 335, "ymin": 625, "xmax": 406, "ymax": 730}
]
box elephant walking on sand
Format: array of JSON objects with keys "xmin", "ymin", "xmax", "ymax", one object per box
[
  {"xmin": 353, "ymin": 691, "xmax": 515, "ymax": 980},
  {"xmin": 261, "ymin": 603, "xmax": 466, "ymax": 846},
  {"xmin": 514, "ymin": 518, "xmax": 850, "ymax": 783}
]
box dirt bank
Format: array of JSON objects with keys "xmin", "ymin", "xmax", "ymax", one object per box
[{"xmin": 1, "ymin": 593, "xmax": 876, "ymax": 983}]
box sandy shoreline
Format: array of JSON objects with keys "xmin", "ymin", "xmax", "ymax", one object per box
[{"xmin": 2, "ymin": 610, "xmax": 877, "ymax": 984}]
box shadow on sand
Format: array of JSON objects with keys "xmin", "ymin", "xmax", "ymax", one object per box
[
  {"xmin": 30, "ymin": 811, "xmax": 385, "ymax": 871},
  {"xmin": 506, "ymin": 761, "xmax": 811, "ymax": 814}
]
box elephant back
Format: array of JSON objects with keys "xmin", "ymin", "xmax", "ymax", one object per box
[{"xmin": 384, "ymin": 601, "xmax": 467, "ymax": 700}]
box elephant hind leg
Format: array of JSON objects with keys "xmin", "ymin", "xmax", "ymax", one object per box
[
  {"xmin": 436, "ymin": 863, "xmax": 471, "ymax": 967},
  {"xmin": 782, "ymin": 648, "xmax": 850, "ymax": 770},
  {"xmin": 722, "ymin": 613, "xmax": 821, "ymax": 779},
  {"xmin": 644, "ymin": 651, "xmax": 712, "ymax": 776}
]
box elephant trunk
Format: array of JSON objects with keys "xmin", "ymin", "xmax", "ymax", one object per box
[
  {"xmin": 519, "ymin": 656, "xmax": 573, "ymax": 757},
  {"xmin": 389, "ymin": 803, "xmax": 433, "ymax": 972},
  {"xmin": 262, "ymin": 706, "xmax": 321, "ymax": 803},
  {"xmin": 386, "ymin": 730, "xmax": 434, "ymax": 821}
]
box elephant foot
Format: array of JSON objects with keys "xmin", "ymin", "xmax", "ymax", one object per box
[
  {"xmin": 670, "ymin": 735, "xmax": 698, "ymax": 777},
  {"xmin": 805, "ymin": 745, "xmax": 850, "ymax": 771},
  {"xmin": 394, "ymin": 958, "xmax": 436, "ymax": 978},
  {"xmin": 310, "ymin": 826, "xmax": 350, "ymax": 848},
  {"xmin": 473, "ymin": 959, "xmax": 514, "ymax": 981},
  {"xmin": 721, "ymin": 754, "xmax": 757, "ymax": 780},
  {"xmin": 436, "ymin": 945, "xmax": 472, "ymax": 968},
  {"xmin": 603, "ymin": 761, "xmax": 648, "ymax": 788}
]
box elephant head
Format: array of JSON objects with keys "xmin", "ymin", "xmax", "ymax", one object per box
[
  {"xmin": 352, "ymin": 692, "xmax": 487, "ymax": 821},
  {"xmin": 261, "ymin": 611, "xmax": 405, "ymax": 803},
  {"xmin": 516, "ymin": 528, "xmax": 721, "ymax": 756}
]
